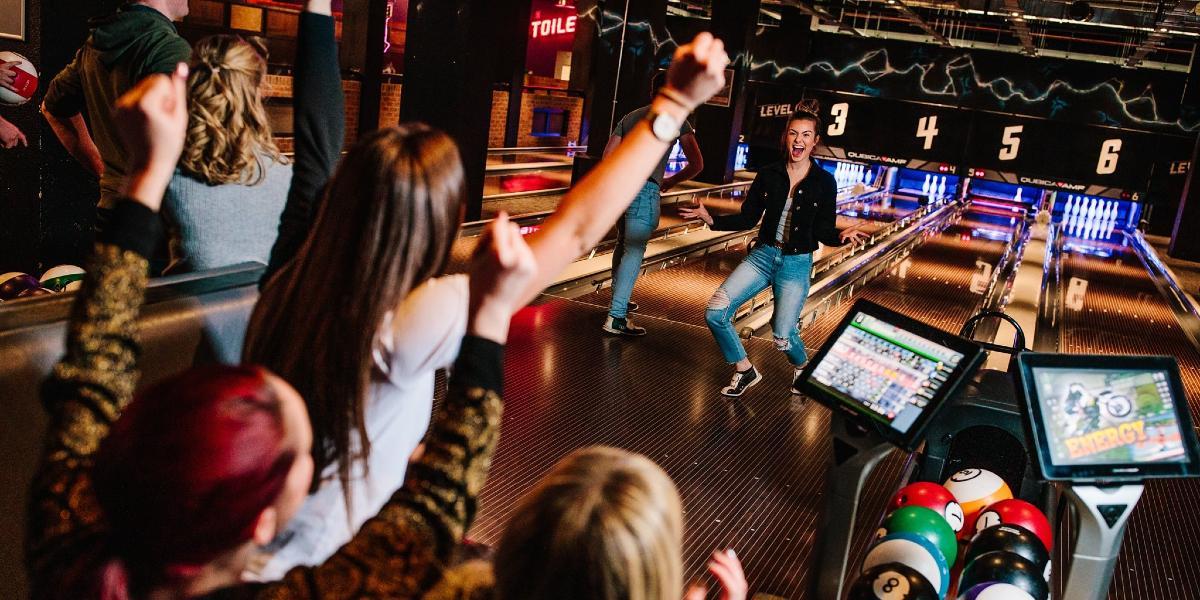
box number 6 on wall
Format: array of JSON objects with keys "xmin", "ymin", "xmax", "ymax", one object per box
[
  {"xmin": 999, "ymin": 125, "xmax": 1022, "ymax": 161},
  {"xmin": 1097, "ymin": 139, "xmax": 1122, "ymax": 175},
  {"xmin": 828, "ymin": 102, "xmax": 848, "ymax": 136}
]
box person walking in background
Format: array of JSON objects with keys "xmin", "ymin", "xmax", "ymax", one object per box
[
  {"xmin": 602, "ymin": 73, "xmax": 705, "ymax": 337},
  {"xmin": 41, "ymin": 0, "xmax": 191, "ymax": 216}
]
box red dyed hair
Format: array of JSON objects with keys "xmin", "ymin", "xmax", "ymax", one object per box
[{"xmin": 87, "ymin": 365, "xmax": 296, "ymax": 598}]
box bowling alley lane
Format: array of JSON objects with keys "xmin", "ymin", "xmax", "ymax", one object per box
[
  {"xmin": 1052, "ymin": 228, "xmax": 1200, "ymax": 600},
  {"xmin": 465, "ymin": 202, "xmax": 1023, "ymax": 598},
  {"xmin": 564, "ymin": 190, "xmax": 928, "ymax": 329}
]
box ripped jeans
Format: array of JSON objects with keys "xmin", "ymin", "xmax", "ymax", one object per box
[{"xmin": 705, "ymin": 245, "xmax": 813, "ymax": 367}]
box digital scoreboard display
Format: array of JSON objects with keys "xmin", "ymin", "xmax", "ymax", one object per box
[
  {"xmin": 800, "ymin": 300, "xmax": 984, "ymax": 450},
  {"xmin": 1019, "ymin": 354, "xmax": 1200, "ymax": 482}
]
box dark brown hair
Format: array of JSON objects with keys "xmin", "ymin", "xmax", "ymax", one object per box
[{"xmin": 243, "ymin": 124, "xmax": 465, "ymax": 498}]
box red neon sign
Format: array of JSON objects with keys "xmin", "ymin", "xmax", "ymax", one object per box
[{"xmin": 531, "ymin": 15, "xmax": 577, "ymax": 38}]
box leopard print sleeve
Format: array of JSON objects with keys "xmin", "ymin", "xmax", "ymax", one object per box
[{"xmin": 25, "ymin": 242, "xmax": 150, "ymax": 597}]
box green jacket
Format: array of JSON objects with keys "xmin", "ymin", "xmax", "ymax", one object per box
[{"xmin": 43, "ymin": 4, "xmax": 191, "ymax": 207}]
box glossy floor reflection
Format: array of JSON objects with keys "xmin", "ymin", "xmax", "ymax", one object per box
[{"xmin": 466, "ymin": 203, "xmax": 1022, "ymax": 597}]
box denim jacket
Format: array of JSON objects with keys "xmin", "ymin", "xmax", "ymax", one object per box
[{"xmin": 710, "ymin": 160, "xmax": 844, "ymax": 254}]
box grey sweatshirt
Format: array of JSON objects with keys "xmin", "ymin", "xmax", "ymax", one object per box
[{"xmin": 161, "ymin": 157, "xmax": 294, "ymax": 275}]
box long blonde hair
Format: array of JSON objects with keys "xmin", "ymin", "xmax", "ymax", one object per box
[
  {"xmin": 181, "ymin": 35, "xmax": 284, "ymax": 185},
  {"xmin": 494, "ymin": 447, "xmax": 684, "ymax": 600}
]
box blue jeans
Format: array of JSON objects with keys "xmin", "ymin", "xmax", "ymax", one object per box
[
  {"xmin": 705, "ymin": 245, "xmax": 813, "ymax": 366},
  {"xmin": 608, "ymin": 182, "xmax": 661, "ymax": 319}
]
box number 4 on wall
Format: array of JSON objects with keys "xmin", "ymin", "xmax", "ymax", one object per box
[{"xmin": 917, "ymin": 116, "xmax": 939, "ymax": 150}]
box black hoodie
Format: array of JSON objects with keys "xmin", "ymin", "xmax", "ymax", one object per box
[{"xmin": 44, "ymin": 4, "xmax": 191, "ymax": 207}]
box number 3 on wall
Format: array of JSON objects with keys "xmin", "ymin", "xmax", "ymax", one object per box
[
  {"xmin": 828, "ymin": 102, "xmax": 848, "ymax": 136},
  {"xmin": 1097, "ymin": 139, "xmax": 1122, "ymax": 175},
  {"xmin": 999, "ymin": 125, "xmax": 1022, "ymax": 161}
]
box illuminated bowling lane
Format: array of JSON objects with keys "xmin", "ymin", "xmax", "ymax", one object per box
[
  {"xmin": 465, "ymin": 203, "xmax": 1020, "ymax": 598},
  {"xmin": 565, "ymin": 190, "xmax": 926, "ymax": 328},
  {"xmin": 1053, "ymin": 229, "xmax": 1200, "ymax": 599}
]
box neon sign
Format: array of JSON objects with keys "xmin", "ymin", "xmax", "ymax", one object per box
[{"xmin": 530, "ymin": 15, "xmax": 576, "ymax": 38}]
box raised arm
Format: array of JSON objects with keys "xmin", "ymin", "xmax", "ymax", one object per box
[
  {"xmin": 26, "ymin": 65, "xmax": 188, "ymax": 595},
  {"xmin": 514, "ymin": 34, "xmax": 729, "ymax": 308},
  {"xmin": 263, "ymin": 0, "xmax": 344, "ymax": 285},
  {"xmin": 254, "ymin": 216, "xmax": 536, "ymax": 599}
]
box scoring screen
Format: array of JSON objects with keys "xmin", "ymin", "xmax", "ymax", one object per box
[
  {"xmin": 809, "ymin": 312, "xmax": 966, "ymax": 434},
  {"xmin": 1030, "ymin": 367, "xmax": 1188, "ymax": 466}
]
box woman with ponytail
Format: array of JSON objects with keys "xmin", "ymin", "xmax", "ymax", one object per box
[
  {"xmin": 682, "ymin": 101, "xmax": 868, "ymax": 398},
  {"xmin": 160, "ymin": 34, "xmax": 291, "ymax": 274}
]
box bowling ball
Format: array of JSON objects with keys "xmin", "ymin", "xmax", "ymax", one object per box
[
  {"xmin": 958, "ymin": 551, "xmax": 1049, "ymax": 600},
  {"xmin": 878, "ymin": 505, "xmax": 958, "ymax": 566},
  {"xmin": 957, "ymin": 582, "xmax": 1036, "ymax": 600},
  {"xmin": 973, "ymin": 499, "xmax": 1053, "ymax": 552},
  {"xmin": 890, "ymin": 481, "xmax": 966, "ymax": 533},
  {"xmin": 39, "ymin": 264, "xmax": 84, "ymax": 292},
  {"xmin": 0, "ymin": 51, "xmax": 38, "ymax": 106},
  {"xmin": 849, "ymin": 562, "xmax": 938, "ymax": 600},
  {"xmin": 16, "ymin": 287, "xmax": 53, "ymax": 299},
  {"xmin": 863, "ymin": 532, "xmax": 950, "ymax": 599},
  {"xmin": 942, "ymin": 469, "xmax": 1012, "ymax": 540},
  {"xmin": 0, "ymin": 272, "xmax": 40, "ymax": 300},
  {"xmin": 965, "ymin": 524, "xmax": 1049, "ymax": 582}
]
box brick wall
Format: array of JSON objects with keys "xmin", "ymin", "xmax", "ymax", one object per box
[
  {"xmin": 262, "ymin": 73, "xmax": 361, "ymax": 149},
  {"xmin": 380, "ymin": 83, "xmax": 403, "ymax": 129},
  {"xmin": 516, "ymin": 89, "xmax": 584, "ymax": 148},
  {"xmin": 489, "ymin": 90, "xmax": 510, "ymax": 147}
]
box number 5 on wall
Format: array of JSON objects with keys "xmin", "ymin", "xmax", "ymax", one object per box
[
  {"xmin": 1097, "ymin": 139, "xmax": 1122, "ymax": 175},
  {"xmin": 999, "ymin": 125, "xmax": 1022, "ymax": 161},
  {"xmin": 828, "ymin": 102, "xmax": 848, "ymax": 136}
]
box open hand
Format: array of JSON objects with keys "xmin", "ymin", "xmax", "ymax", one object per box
[
  {"xmin": 468, "ymin": 212, "xmax": 537, "ymax": 344},
  {"xmin": 680, "ymin": 200, "xmax": 713, "ymax": 226},
  {"xmin": 683, "ymin": 549, "xmax": 748, "ymax": 600},
  {"xmin": 0, "ymin": 61, "xmax": 18, "ymax": 92},
  {"xmin": 841, "ymin": 227, "xmax": 869, "ymax": 245},
  {"xmin": 113, "ymin": 63, "xmax": 189, "ymax": 209},
  {"xmin": 664, "ymin": 33, "xmax": 730, "ymax": 112},
  {"xmin": 0, "ymin": 116, "xmax": 26, "ymax": 148}
]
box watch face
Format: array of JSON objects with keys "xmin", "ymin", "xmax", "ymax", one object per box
[{"xmin": 652, "ymin": 112, "xmax": 680, "ymax": 142}]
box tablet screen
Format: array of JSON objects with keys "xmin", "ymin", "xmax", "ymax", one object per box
[
  {"xmin": 809, "ymin": 312, "xmax": 968, "ymax": 435},
  {"xmin": 1029, "ymin": 366, "xmax": 1187, "ymax": 466}
]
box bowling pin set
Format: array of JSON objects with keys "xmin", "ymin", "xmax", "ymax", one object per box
[
  {"xmin": 1058, "ymin": 195, "xmax": 1126, "ymax": 241},
  {"xmin": 835, "ymin": 162, "xmax": 873, "ymax": 189},
  {"xmin": 920, "ymin": 173, "xmax": 950, "ymax": 202}
]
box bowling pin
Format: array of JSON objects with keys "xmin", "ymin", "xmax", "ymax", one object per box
[
  {"xmin": 937, "ymin": 176, "xmax": 946, "ymax": 198},
  {"xmin": 1085, "ymin": 198, "xmax": 1095, "ymax": 220},
  {"xmin": 1015, "ymin": 187, "xmax": 1023, "ymax": 203},
  {"xmin": 922, "ymin": 173, "xmax": 931, "ymax": 194},
  {"xmin": 1064, "ymin": 195, "xmax": 1075, "ymax": 218}
]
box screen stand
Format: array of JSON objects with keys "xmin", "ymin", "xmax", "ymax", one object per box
[
  {"xmin": 813, "ymin": 412, "xmax": 895, "ymax": 600},
  {"xmin": 1061, "ymin": 484, "xmax": 1145, "ymax": 600}
]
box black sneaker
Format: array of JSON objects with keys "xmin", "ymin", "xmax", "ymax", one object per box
[
  {"xmin": 790, "ymin": 366, "xmax": 807, "ymax": 395},
  {"xmin": 721, "ymin": 366, "xmax": 761, "ymax": 397},
  {"xmin": 627, "ymin": 301, "xmax": 639, "ymax": 313},
  {"xmin": 603, "ymin": 316, "xmax": 647, "ymax": 336}
]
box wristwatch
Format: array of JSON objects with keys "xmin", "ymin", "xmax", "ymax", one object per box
[{"xmin": 646, "ymin": 109, "xmax": 682, "ymax": 143}]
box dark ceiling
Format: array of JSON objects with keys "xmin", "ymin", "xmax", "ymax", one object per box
[{"xmin": 667, "ymin": 0, "xmax": 1200, "ymax": 70}]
